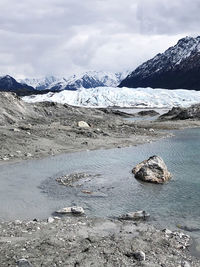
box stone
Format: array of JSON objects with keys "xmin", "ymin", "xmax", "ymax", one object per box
[
  {"xmin": 181, "ymin": 261, "xmax": 191, "ymax": 267},
  {"xmin": 14, "ymin": 220, "xmax": 22, "ymax": 225},
  {"xmin": 120, "ymin": 210, "xmax": 150, "ymax": 221},
  {"xmin": 132, "ymin": 155, "xmax": 172, "ymax": 184},
  {"xmin": 47, "ymin": 217, "xmax": 54, "ymax": 223},
  {"xmin": 16, "ymin": 259, "xmax": 33, "ymax": 267},
  {"xmin": 13, "ymin": 128, "xmax": 20, "ymax": 132},
  {"xmin": 56, "ymin": 206, "xmax": 85, "ymax": 215},
  {"xmin": 162, "ymin": 228, "xmax": 172, "ymax": 235},
  {"xmin": 71, "ymin": 206, "xmax": 85, "ymax": 215},
  {"xmin": 133, "ymin": 251, "xmax": 146, "ymax": 261},
  {"xmin": 78, "ymin": 121, "xmax": 90, "ymax": 128}
]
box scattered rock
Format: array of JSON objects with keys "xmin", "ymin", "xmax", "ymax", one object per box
[
  {"xmin": 16, "ymin": 259, "xmax": 33, "ymax": 267},
  {"xmin": 47, "ymin": 217, "xmax": 54, "ymax": 223},
  {"xmin": 181, "ymin": 261, "xmax": 191, "ymax": 267},
  {"xmin": 119, "ymin": 210, "xmax": 150, "ymax": 221},
  {"xmin": 132, "ymin": 155, "xmax": 172, "ymax": 184},
  {"xmin": 25, "ymin": 153, "xmax": 32, "ymax": 157},
  {"xmin": 55, "ymin": 206, "xmax": 85, "ymax": 215},
  {"xmin": 149, "ymin": 128, "xmax": 154, "ymax": 132},
  {"xmin": 133, "ymin": 251, "xmax": 146, "ymax": 261},
  {"xmin": 19, "ymin": 125, "xmax": 31, "ymax": 131},
  {"xmin": 137, "ymin": 110, "xmax": 159, "ymax": 117},
  {"xmin": 12, "ymin": 128, "xmax": 20, "ymax": 132},
  {"xmin": 56, "ymin": 172, "xmax": 92, "ymax": 187},
  {"xmin": 162, "ymin": 228, "xmax": 173, "ymax": 236},
  {"xmin": 71, "ymin": 206, "xmax": 85, "ymax": 215},
  {"xmin": 78, "ymin": 121, "xmax": 90, "ymax": 128},
  {"xmin": 14, "ymin": 220, "xmax": 22, "ymax": 225}
]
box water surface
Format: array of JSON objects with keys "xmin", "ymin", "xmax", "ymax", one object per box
[{"xmin": 0, "ymin": 128, "xmax": 199, "ymax": 232}]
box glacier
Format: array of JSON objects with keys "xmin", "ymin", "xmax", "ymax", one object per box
[{"xmin": 22, "ymin": 87, "xmax": 200, "ymax": 108}]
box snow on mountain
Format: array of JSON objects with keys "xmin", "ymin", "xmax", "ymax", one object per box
[
  {"xmin": 22, "ymin": 86, "xmax": 200, "ymax": 108},
  {"xmin": 119, "ymin": 36, "xmax": 200, "ymax": 90},
  {"xmin": 19, "ymin": 71, "xmax": 129, "ymax": 91},
  {"xmin": 19, "ymin": 76, "xmax": 59, "ymax": 91}
]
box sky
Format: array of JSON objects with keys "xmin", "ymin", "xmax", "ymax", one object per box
[{"xmin": 0, "ymin": 0, "xmax": 199, "ymax": 78}]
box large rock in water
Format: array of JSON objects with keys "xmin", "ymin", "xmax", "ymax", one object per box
[{"xmin": 132, "ymin": 156, "xmax": 171, "ymax": 184}]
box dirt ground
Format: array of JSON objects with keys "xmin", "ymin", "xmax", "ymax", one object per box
[
  {"xmin": 1, "ymin": 92, "xmax": 200, "ymax": 266},
  {"xmin": 0, "ymin": 216, "xmax": 200, "ymax": 267},
  {"xmin": 0, "ymin": 92, "xmax": 168, "ymax": 162}
]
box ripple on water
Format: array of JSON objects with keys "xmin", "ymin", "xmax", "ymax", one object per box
[{"xmin": 0, "ymin": 128, "xmax": 200, "ymax": 242}]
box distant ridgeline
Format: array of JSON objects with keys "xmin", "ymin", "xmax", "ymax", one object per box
[
  {"xmin": 0, "ymin": 75, "xmax": 53, "ymax": 96},
  {"xmin": 0, "ymin": 71, "xmax": 129, "ymax": 96},
  {"xmin": 119, "ymin": 36, "xmax": 200, "ymax": 91}
]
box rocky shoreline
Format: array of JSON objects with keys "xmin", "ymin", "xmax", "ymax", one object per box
[
  {"xmin": 1, "ymin": 216, "xmax": 200, "ymax": 267},
  {"xmin": 1, "ymin": 92, "xmax": 200, "ymax": 266}
]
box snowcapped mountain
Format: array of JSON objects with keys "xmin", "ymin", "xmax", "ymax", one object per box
[
  {"xmin": 23, "ymin": 86, "xmax": 200, "ymax": 108},
  {"xmin": 119, "ymin": 36, "xmax": 200, "ymax": 90},
  {"xmin": 20, "ymin": 71, "xmax": 129, "ymax": 91},
  {"xmin": 19, "ymin": 76, "xmax": 59, "ymax": 91},
  {"xmin": 0, "ymin": 75, "xmax": 36, "ymax": 96}
]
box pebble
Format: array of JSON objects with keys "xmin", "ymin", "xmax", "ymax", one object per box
[
  {"xmin": 133, "ymin": 251, "xmax": 146, "ymax": 261},
  {"xmin": 47, "ymin": 217, "xmax": 54, "ymax": 223},
  {"xmin": 13, "ymin": 128, "xmax": 20, "ymax": 132},
  {"xmin": 56, "ymin": 206, "xmax": 85, "ymax": 215},
  {"xmin": 14, "ymin": 220, "xmax": 22, "ymax": 225},
  {"xmin": 181, "ymin": 261, "xmax": 191, "ymax": 267},
  {"xmin": 25, "ymin": 153, "xmax": 32, "ymax": 157}
]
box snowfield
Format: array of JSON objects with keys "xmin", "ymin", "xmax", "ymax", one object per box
[{"xmin": 22, "ymin": 87, "xmax": 200, "ymax": 108}]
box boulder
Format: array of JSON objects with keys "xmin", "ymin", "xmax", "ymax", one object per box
[
  {"xmin": 56, "ymin": 206, "xmax": 85, "ymax": 215},
  {"xmin": 120, "ymin": 210, "xmax": 150, "ymax": 221},
  {"xmin": 132, "ymin": 155, "xmax": 171, "ymax": 184},
  {"xmin": 17, "ymin": 259, "xmax": 33, "ymax": 267},
  {"xmin": 78, "ymin": 121, "xmax": 90, "ymax": 128}
]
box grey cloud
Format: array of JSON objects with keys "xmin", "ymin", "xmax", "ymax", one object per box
[
  {"xmin": 0, "ymin": 0, "xmax": 199, "ymax": 78},
  {"xmin": 137, "ymin": 0, "xmax": 200, "ymax": 35}
]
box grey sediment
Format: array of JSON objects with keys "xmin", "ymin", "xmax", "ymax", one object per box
[{"xmin": 1, "ymin": 92, "xmax": 200, "ymax": 266}]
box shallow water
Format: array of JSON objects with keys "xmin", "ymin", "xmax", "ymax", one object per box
[{"xmin": 0, "ymin": 128, "xmax": 200, "ymax": 234}]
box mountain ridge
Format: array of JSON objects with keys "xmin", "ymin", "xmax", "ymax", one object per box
[
  {"xmin": 19, "ymin": 71, "xmax": 130, "ymax": 91},
  {"xmin": 119, "ymin": 36, "xmax": 200, "ymax": 90}
]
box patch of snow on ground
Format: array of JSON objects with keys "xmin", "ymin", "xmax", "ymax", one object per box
[{"xmin": 22, "ymin": 87, "xmax": 200, "ymax": 108}]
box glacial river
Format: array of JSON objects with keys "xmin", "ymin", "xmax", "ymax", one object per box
[{"xmin": 0, "ymin": 127, "xmax": 200, "ymax": 251}]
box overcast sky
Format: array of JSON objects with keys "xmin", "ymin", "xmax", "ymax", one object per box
[{"xmin": 0, "ymin": 0, "xmax": 199, "ymax": 78}]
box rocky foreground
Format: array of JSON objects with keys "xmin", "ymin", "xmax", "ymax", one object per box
[
  {"xmin": 0, "ymin": 216, "xmax": 200, "ymax": 267},
  {"xmin": 1, "ymin": 93, "xmax": 200, "ymax": 266}
]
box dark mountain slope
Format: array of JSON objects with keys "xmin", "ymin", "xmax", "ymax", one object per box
[{"xmin": 119, "ymin": 36, "xmax": 200, "ymax": 90}]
